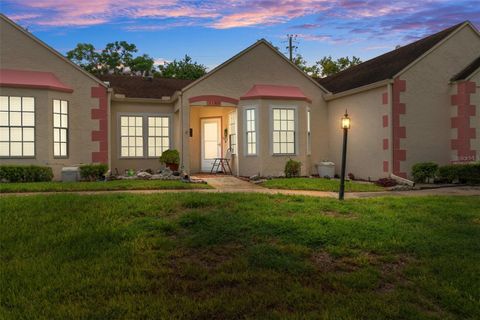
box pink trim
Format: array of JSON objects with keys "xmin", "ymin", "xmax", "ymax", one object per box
[
  {"xmin": 382, "ymin": 92, "xmax": 388, "ymax": 105},
  {"xmin": 450, "ymin": 81, "xmax": 477, "ymax": 162},
  {"xmin": 91, "ymin": 85, "xmax": 108, "ymax": 163},
  {"xmin": 189, "ymin": 95, "xmax": 239, "ymax": 105},
  {"xmin": 392, "ymin": 77, "xmax": 407, "ymax": 178},
  {"xmin": 382, "ymin": 115, "xmax": 389, "ymax": 128},
  {"xmin": 383, "ymin": 161, "xmax": 389, "ymax": 173},
  {"xmin": 383, "ymin": 138, "xmax": 389, "ymax": 150},
  {"xmin": 240, "ymin": 84, "xmax": 312, "ymax": 103},
  {"xmin": 0, "ymin": 69, "xmax": 73, "ymax": 93}
]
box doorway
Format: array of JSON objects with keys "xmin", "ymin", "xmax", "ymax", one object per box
[{"xmin": 201, "ymin": 117, "xmax": 221, "ymax": 171}]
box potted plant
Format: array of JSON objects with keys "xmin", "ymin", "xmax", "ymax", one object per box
[{"xmin": 159, "ymin": 149, "xmax": 180, "ymax": 171}]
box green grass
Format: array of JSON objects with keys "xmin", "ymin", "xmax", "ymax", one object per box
[
  {"xmin": 0, "ymin": 179, "xmax": 211, "ymax": 193},
  {"xmin": 261, "ymin": 177, "xmax": 384, "ymax": 192},
  {"xmin": 1, "ymin": 193, "xmax": 479, "ymax": 319}
]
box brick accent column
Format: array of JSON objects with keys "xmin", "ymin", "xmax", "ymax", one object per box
[
  {"xmin": 91, "ymin": 85, "xmax": 108, "ymax": 163},
  {"xmin": 392, "ymin": 77, "xmax": 407, "ymax": 178},
  {"xmin": 451, "ymin": 81, "xmax": 476, "ymax": 162}
]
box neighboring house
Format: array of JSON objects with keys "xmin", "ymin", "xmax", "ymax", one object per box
[{"xmin": 1, "ymin": 13, "xmax": 479, "ymax": 180}]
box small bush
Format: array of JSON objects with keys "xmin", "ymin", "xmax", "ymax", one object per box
[
  {"xmin": 159, "ymin": 149, "xmax": 180, "ymax": 164},
  {"xmin": 347, "ymin": 173, "xmax": 355, "ymax": 180},
  {"xmin": 284, "ymin": 159, "xmax": 302, "ymax": 178},
  {"xmin": 437, "ymin": 163, "xmax": 480, "ymax": 184},
  {"xmin": 0, "ymin": 165, "xmax": 53, "ymax": 182},
  {"xmin": 79, "ymin": 164, "xmax": 108, "ymax": 181},
  {"xmin": 375, "ymin": 178, "xmax": 397, "ymax": 187},
  {"xmin": 412, "ymin": 162, "xmax": 438, "ymax": 183}
]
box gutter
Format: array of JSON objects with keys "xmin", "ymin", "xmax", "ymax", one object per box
[{"xmin": 324, "ymin": 79, "xmax": 393, "ymax": 101}]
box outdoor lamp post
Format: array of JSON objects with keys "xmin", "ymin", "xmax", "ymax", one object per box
[{"xmin": 339, "ymin": 110, "xmax": 351, "ymax": 200}]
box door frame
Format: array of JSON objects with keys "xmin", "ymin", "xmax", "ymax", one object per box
[{"xmin": 200, "ymin": 116, "xmax": 222, "ymax": 172}]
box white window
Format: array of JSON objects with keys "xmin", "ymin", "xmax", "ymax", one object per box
[
  {"xmin": 120, "ymin": 116, "xmax": 143, "ymax": 157},
  {"xmin": 53, "ymin": 100, "xmax": 68, "ymax": 157},
  {"xmin": 0, "ymin": 96, "xmax": 35, "ymax": 157},
  {"xmin": 147, "ymin": 116, "xmax": 170, "ymax": 157},
  {"xmin": 228, "ymin": 111, "xmax": 237, "ymax": 154},
  {"xmin": 307, "ymin": 109, "xmax": 311, "ymax": 155},
  {"xmin": 245, "ymin": 108, "xmax": 256, "ymax": 155},
  {"xmin": 272, "ymin": 108, "xmax": 296, "ymax": 155}
]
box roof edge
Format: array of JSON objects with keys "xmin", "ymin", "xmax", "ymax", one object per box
[
  {"xmin": 0, "ymin": 13, "xmax": 107, "ymax": 87},
  {"xmin": 324, "ymin": 79, "xmax": 392, "ymax": 101}
]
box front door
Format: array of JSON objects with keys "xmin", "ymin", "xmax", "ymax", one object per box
[{"xmin": 201, "ymin": 118, "xmax": 221, "ymax": 172}]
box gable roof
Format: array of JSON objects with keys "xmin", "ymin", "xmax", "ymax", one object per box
[
  {"xmin": 315, "ymin": 22, "xmax": 469, "ymax": 94},
  {"xmin": 451, "ymin": 55, "xmax": 480, "ymax": 81},
  {"xmin": 99, "ymin": 74, "xmax": 193, "ymax": 99},
  {"xmin": 0, "ymin": 14, "xmax": 106, "ymax": 87},
  {"xmin": 182, "ymin": 39, "xmax": 329, "ymax": 93}
]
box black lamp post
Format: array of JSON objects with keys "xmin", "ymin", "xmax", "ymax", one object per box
[{"xmin": 339, "ymin": 110, "xmax": 351, "ymax": 200}]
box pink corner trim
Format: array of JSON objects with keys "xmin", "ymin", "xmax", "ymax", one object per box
[
  {"xmin": 383, "ymin": 138, "xmax": 389, "ymax": 150},
  {"xmin": 91, "ymin": 85, "xmax": 108, "ymax": 164},
  {"xmin": 383, "ymin": 161, "xmax": 389, "ymax": 173},
  {"xmin": 382, "ymin": 92, "xmax": 388, "ymax": 105},
  {"xmin": 450, "ymin": 81, "xmax": 477, "ymax": 162},
  {"xmin": 189, "ymin": 95, "xmax": 239, "ymax": 105},
  {"xmin": 382, "ymin": 115, "xmax": 388, "ymax": 128},
  {"xmin": 392, "ymin": 77, "xmax": 407, "ymax": 178}
]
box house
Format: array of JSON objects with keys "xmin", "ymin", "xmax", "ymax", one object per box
[{"xmin": 1, "ymin": 13, "xmax": 479, "ymax": 180}]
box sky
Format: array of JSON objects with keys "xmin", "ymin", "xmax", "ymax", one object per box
[{"xmin": 2, "ymin": 1, "xmax": 479, "ymax": 70}]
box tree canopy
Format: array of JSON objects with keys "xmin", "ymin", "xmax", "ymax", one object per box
[
  {"xmin": 293, "ymin": 54, "xmax": 362, "ymax": 77},
  {"xmin": 157, "ymin": 55, "xmax": 207, "ymax": 80}
]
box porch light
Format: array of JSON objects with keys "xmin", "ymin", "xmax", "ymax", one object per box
[{"xmin": 339, "ymin": 110, "xmax": 350, "ymax": 200}]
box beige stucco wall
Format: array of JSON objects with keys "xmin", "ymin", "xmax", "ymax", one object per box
[
  {"xmin": 109, "ymin": 99, "xmax": 175, "ymax": 174},
  {"xmin": 189, "ymin": 106, "xmax": 236, "ymax": 174},
  {"xmin": 180, "ymin": 42, "xmax": 327, "ymax": 175},
  {"xmin": 470, "ymin": 71, "xmax": 480, "ymax": 161},
  {"xmin": 327, "ymin": 86, "xmax": 389, "ymax": 180},
  {"xmin": 399, "ymin": 25, "xmax": 480, "ymax": 177},
  {"xmin": 0, "ymin": 18, "xmax": 104, "ymax": 179}
]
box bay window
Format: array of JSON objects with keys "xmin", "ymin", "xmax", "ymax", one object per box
[
  {"xmin": 0, "ymin": 96, "xmax": 35, "ymax": 157},
  {"xmin": 272, "ymin": 107, "xmax": 296, "ymax": 155}
]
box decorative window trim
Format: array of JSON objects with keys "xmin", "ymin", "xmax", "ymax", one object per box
[
  {"xmin": 53, "ymin": 99, "xmax": 69, "ymax": 158},
  {"xmin": 269, "ymin": 105, "xmax": 298, "ymax": 156},
  {"xmin": 228, "ymin": 110, "xmax": 237, "ymax": 155},
  {"xmin": 117, "ymin": 113, "xmax": 172, "ymax": 159},
  {"xmin": 0, "ymin": 96, "xmax": 36, "ymax": 158},
  {"xmin": 243, "ymin": 106, "xmax": 258, "ymax": 156}
]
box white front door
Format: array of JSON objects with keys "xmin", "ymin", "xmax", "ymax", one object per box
[{"xmin": 201, "ymin": 118, "xmax": 222, "ymax": 172}]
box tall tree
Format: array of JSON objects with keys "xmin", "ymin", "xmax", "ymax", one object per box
[
  {"xmin": 66, "ymin": 43, "xmax": 102, "ymax": 74},
  {"xmin": 315, "ymin": 56, "xmax": 362, "ymax": 77},
  {"xmin": 100, "ymin": 41, "xmax": 138, "ymax": 74},
  {"xmin": 293, "ymin": 54, "xmax": 320, "ymax": 76},
  {"xmin": 128, "ymin": 54, "xmax": 155, "ymax": 76},
  {"xmin": 158, "ymin": 55, "xmax": 207, "ymax": 80}
]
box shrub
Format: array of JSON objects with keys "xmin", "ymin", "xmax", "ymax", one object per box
[
  {"xmin": 437, "ymin": 163, "xmax": 480, "ymax": 184},
  {"xmin": 412, "ymin": 162, "xmax": 438, "ymax": 183},
  {"xmin": 375, "ymin": 178, "xmax": 397, "ymax": 187},
  {"xmin": 284, "ymin": 159, "xmax": 302, "ymax": 178},
  {"xmin": 0, "ymin": 165, "xmax": 53, "ymax": 182},
  {"xmin": 159, "ymin": 149, "xmax": 180, "ymax": 165},
  {"xmin": 79, "ymin": 164, "xmax": 108, "ymax": 181},
  {"xmin": 347, "ymin": 173, "xmax": 355, "ymax": 180}
]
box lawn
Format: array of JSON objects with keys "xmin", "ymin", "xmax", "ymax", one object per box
[
  {"xmin": 1, "ymin": 193, "xmax": 479, "ymax": 319},
  {"xmin": 261, "ymin": 177, "xmax": 384, "ymax": 192},
  {"xmin": 0, "ymin": 179, "xmax": 211, "ymax": 193}
]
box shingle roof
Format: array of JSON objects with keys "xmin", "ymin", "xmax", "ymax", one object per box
[
  {"xmin": 98, "ymin": 74, "xmax": 194, "ymax": 99},
  {"xmin": 314, "ymin": 22, "xmax": 466, "ymax": 94},
  {"xmin": 451, "ymin": 55, "xmax": 480, "ymax": 81}
]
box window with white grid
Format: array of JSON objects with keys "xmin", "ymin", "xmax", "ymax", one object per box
[
  {"xmin": 272, "ymin": 108, "xmax": 295, "ymax": 155},
  {"xmin": 120, "ymin": 116, "xmax": 143, "ymax": 157},
  {"xmin": 147, "ymin": 116, "xmax": 170, "ymax": 157},
  {"xmin": 53, "ymin": 100, "xmax": 68, "ymax": 157},
  {"xmin": 307, "ymin": 109, "xmax": 311, "ymax": 155},
  {"xmin": 228, "ymin": 111, "xmax": 237, "ymax": 154},
  {"xmin": 0, "ymin": 96, "xmax": 35, "ymax": 157},
  {"xmin": 245, "ymin": 108, "xmax": 256, "ymax": 155}
]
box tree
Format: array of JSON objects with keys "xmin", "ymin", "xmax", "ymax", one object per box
[
  {"xmin": 315, "ymin": 56, "xmax": 362, "ymax": 77},
  {"xmin": 100, "ymin": 41, "xmax": 138, "ymax": 74},
  {"xmin": 66, "ymin": 43, "xmax": 102, "ymax": 74},
  {"xmin": 128, "ymin": 54, "xmax": 155, "ymax": 76},
  {"xmin": 293, "ymin": 54, "xmax": 320, "ymax": 77},
  {"xmin": 157, "ymin": 55, "xmax": 207, "ymax": 80}
]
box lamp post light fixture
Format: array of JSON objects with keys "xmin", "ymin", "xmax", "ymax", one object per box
[{"xmin": 339, "ymin": 110, "xmax": 351, "ymax": 200}]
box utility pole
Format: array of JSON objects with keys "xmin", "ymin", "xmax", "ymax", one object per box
[{"xmin": 286, "ymin": 34, "xmax": 298, "ymax": 62}]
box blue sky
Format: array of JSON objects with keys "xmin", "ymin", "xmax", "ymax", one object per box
[{"xmin": 2, "ymin": 1, "xmax": 479, "ymax": 70}]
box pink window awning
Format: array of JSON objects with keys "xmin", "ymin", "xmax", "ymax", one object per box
[
  {"xmin": 0, "ymin": 69, "xmax": 73, "ymax": 93},
  {"xmin": 240, "ymin": 84, "xmax": 311, "ymax": 103}
]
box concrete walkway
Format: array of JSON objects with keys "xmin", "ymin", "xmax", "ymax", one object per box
[{"xmin": 1, "ymin": 175, "xmax": 480, "ymax": 198}]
